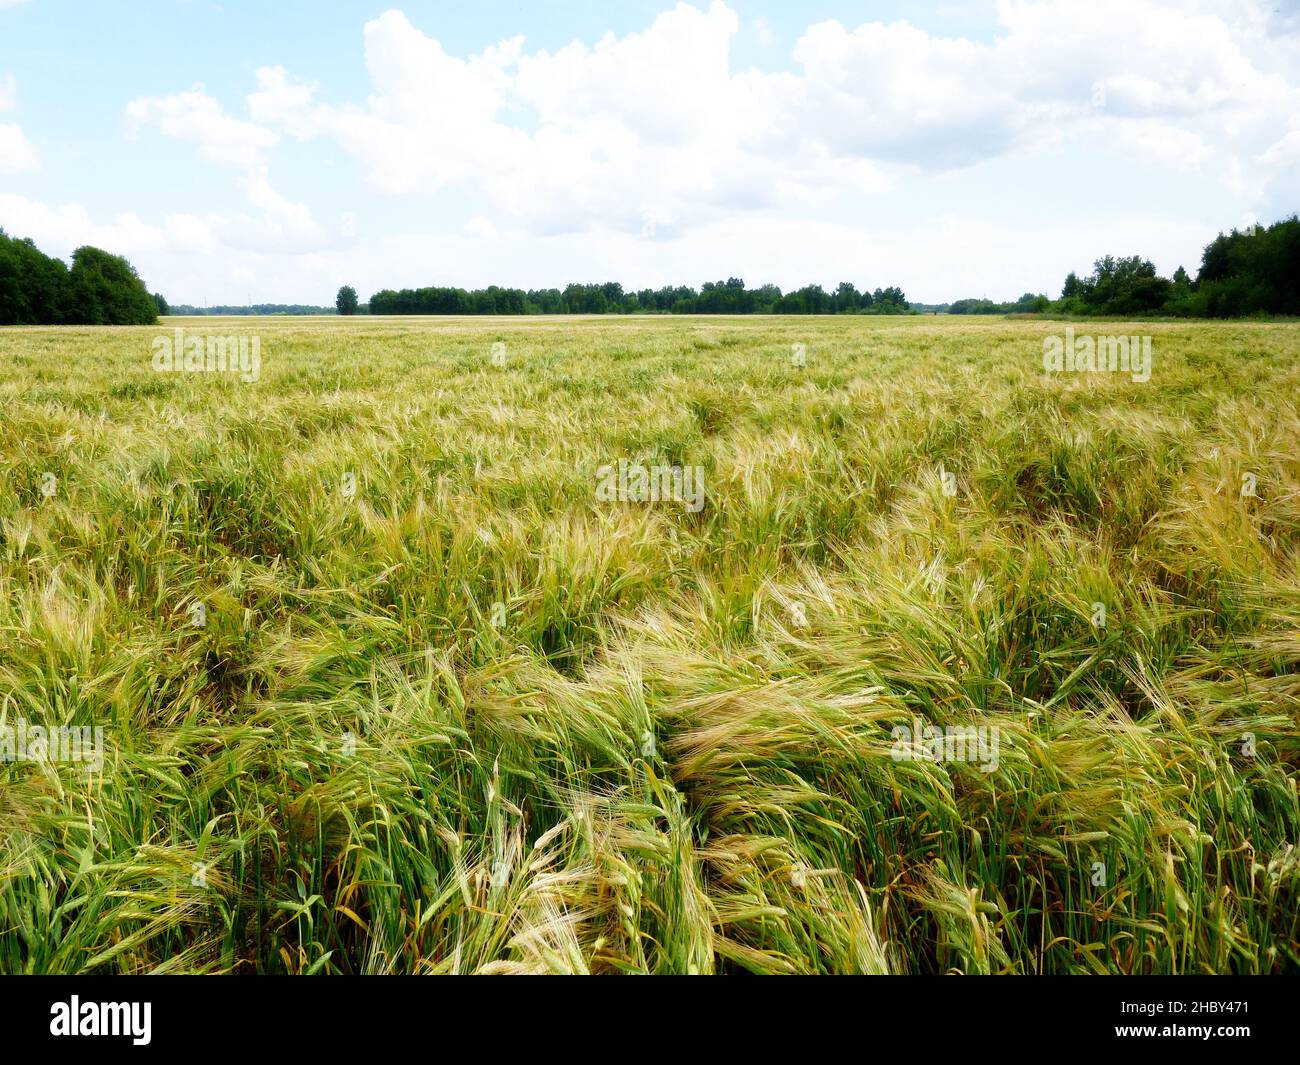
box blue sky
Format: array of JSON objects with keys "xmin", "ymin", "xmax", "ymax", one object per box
[{"xmin": 1, "ymin": 0, "xmax": 1297, "ymax": 304}]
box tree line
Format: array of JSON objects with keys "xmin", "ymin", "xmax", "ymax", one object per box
[
  {"xmin": 170, "ymin": 303, "xmax": 335, "ymax": 316},
  {"xmin": 1057, "ymin": 215, "xmax": 1299, "ymax": 317},
  {"xmin": 0, "ymin": 228, "xmax": 161, "ymax": 325},
  {"xmin": 938, "ymin": 215, "xmax": 1299, "ymax": 318},
  {"xmin": 363, "ymin": 279, "xmax": 912, "ymax": 316},
  {"xmin": 947, "ymin": 293, "xmax": 1052, "ymax": 315},
  {"xmin": 4, "ymin": 213, "xmax": 1294, "ymax": 326},
  {"xmin": 357, "ymin": 217, "xmax": 1297, "ymax": 319}
]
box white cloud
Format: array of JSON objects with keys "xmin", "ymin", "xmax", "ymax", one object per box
[
  {"xmin": 0, "ymin": 190, "xmax": 338, "ymax": 301},
  {"xmin": 790, "ymin": 0, "xmax": 1299, "ymax": 172},
  {"xmin": 1258, "ymin": 127, "xmax": 1300, "ymax": 167},
  {"xmin": 1099, "ymin": 120, "xmax": 1215, "ymax": 169},
  {"xmin": 124, "ymin": 86, "xmax": 330, "ymax": 253},
  {"xmin": 127, "ymin": 85, "xmax": 278, "ymax": 169},
  {"xmin": 0, "ymin": 122, "xmax": 38, "ymax": 174},
  {"xmin": 463, "ymin": 215, "xmax": 504, "ymax": 240},
  {"xmin": 0, "ymin": 194, "xmax": 172, "ymax": 254},
  {"xmin": 234, "ymin": 1, "xmax": 1300, "ymax": 238},
  {"xmin": 0, "ymin": 73, "xmax": 37, "ymax": 174},
  {"xmin": 224, "ymin": 166, "xmax": 327, "ymax": 250},
  {"xmin": 243, "ymin": 5, "xmax": 888, "ymax": 235}
]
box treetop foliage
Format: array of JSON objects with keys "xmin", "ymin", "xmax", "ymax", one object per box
[
  {"xmin": 0, "ymin": 228, "xmax": 160, "ymax": 326},
  {"xmin": 368, "ymin": 278, "xmax": 911, "ymax": 316},
  {"xmin": 927, "ymin": 215, "xmax": 1298, "ymax": 319},
  {"xmin": 1055, "ymin": 216, "xmax": 1299, "ymax": 318}
]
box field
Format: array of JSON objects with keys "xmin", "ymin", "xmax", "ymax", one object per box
[{"xmin": 1, "ymin": 313, "xmax": 1297, "ymax": 974}]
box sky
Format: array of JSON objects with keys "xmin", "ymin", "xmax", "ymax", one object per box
[{"xmin": 0, "ymin": 0, "xmax": 1297, "ymax": 305}]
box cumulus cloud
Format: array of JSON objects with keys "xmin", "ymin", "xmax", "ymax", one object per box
[
  {"xmin": 232, "ymin": 1, "xmax": 1300, "ymax": 236},
  {"xmin": 0, "ymin": 193, "xmax": 175, "ymax": 253},
  {"xmin": 0, "ymin": 73, "xmax": 37, "ymax": 173},
  {"xmin": 0, "ymin": 190, "xmax": 337, "ymax": 301},
  {"xmin": 0, "ymin": 123, "xmax": 39, "ymax": 173},
  {"xmin": 791, "ymin": 0, "xmax": 1298, "ymax": 174},
  {"xmin": 246, "ymin": 5, "xmax": 884, "ymax": 234},
  {"xmin": 127, "ymin": 86, "xmax": 278, "ymax": 168},
  {"xmin": 124, "ymin": 85, "xmax": 330, "ymax": 252}
]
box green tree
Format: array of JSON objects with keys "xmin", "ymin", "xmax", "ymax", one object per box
[
  {"xmin": 336, "ymin": 285, "xmax": 359, "ymax": 315},
  {"xmin": 0, "ymin": 228, "xmax": 70, "ymax": 324},
  {"xmin": 1194, "ymin": 217, "xmax": 1299, "ymax": 316},
  {"xmin": 67, "ymin": 246, "xmax": 157, "ymax": 325}
]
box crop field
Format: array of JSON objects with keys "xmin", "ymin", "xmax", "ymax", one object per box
[{"xmin": 0, "ymin": 314, "xmax": 1298, "ymax": 974}]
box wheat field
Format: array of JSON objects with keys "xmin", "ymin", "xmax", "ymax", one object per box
[{"xmin": 0, "ymin": 314, "xmax": 1297, "ymax": 974}]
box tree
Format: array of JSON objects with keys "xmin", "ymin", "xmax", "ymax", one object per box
[
  {"xmin": 871, "ymin": 286, "xmax": 908, "ymax": 312},
  {"xmin": 67, "ymin": 246, "xmax": 157, "ymax": 325},
  {"xmin": 152, "ymin": 292, "xmax": 170, "ymax": 316},
  {"xmin": 1058, "ymin": 255, "xmax": 1171, "ymax": 315},
  {"xmin": 336, "ymin": 285, "xmax": 359, "ymax": 315},
  {"xmin": 2, "ymin": 230, "xmax": 159, "ymax": 325},
  {"xmin": 1193, "ymin": 217, "xmax": 1300, "ymax": 317},
  {"xmin": 0, "ymin": 228, "xmax": 70, "ymax": 324}
]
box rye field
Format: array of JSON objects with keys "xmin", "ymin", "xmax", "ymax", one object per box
[{"xmin": 0, "ymin": 313, "xmax": 1297, "ymax": 975}]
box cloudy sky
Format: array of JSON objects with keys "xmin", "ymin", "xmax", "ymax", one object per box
[{"xmin": 1, "ymin": 0, "xmax": 1297, "ymax": 304}]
